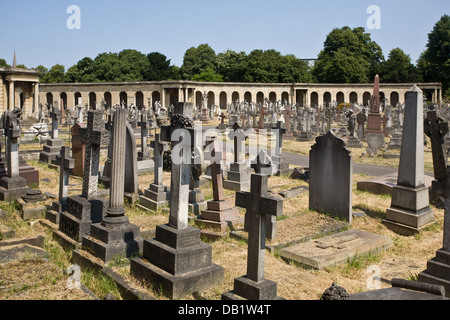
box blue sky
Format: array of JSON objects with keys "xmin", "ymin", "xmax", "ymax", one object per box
[{"xmin": 0, "ymin": 0, "xmax": 448, "ymax": 70}]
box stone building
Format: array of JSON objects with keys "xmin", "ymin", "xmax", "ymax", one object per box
[{"xmin": 37, "ymin": 81, "xmax": 443, "ymax": 112}]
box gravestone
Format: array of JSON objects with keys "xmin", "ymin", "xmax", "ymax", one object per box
[
  {"xmin": 356, "ymin": 111, "xmax": 367, "ymax": 141},
  {"xmin": 188, "ymin": 146, "xmax": 207, "ymax": 215},
  {"xmin": 57, "ymin": 110, "xmax": 109, "ymax": 243},
  {"xmin": 281, "ymin": 105, "xmax": 296, "ymax": 140},
  {"xmin": 39, "ymin": 105, "xmax": 63, "ymax": 165},
  {"xmin": 224, "ymin": 123, "xmax": 250, "ymax": 192},
  {"xmin": 137, "ymin": 134, "xmax": 170, "ymax": 211},
  {"xmin": 271, "ymin": 121, "xmax": 291, "ymax": 176},
  {"xmin": 280, "ymin": 229, "xmax": 392, "ymax": 269},
  {"xmin": 383, "ymin": 86, "xmax": 434, "ymax": 235},
  {"xmin": 222, "ymin": 173, "xmax": 284, "ymax": 300},
  {"xmin": 71, "ymin": 123, "xmax": 86, "ymax": 177},
  {"xmin": 45, "ymin": 146, "xmax": 74, "ymax": 225},
  {"xmin": 0, "ymin": 109, "xmax": 29, "ymax": 201},
  {"xmin": 195, "ymin": 142, "xmax": 241, "ymax": 240},
  {"xmin": 309, "ymin": 131, "xmax": 353, "ymax": 223},
  {"xmin": 124, "ymin": 123, "xmax": 139, "ymax": 204},
  {"xmin": 82, "ymin": 109, "xmax": 143, "ymax": 262},
  {"xmin": 137, "ymin": 112, "xmax": 154, "ymax": 174},
  {"xmin": 366, "ymin": 75, "xmax": 385, "ymax": 155},
  {"xmin": 130, "ymin": 114, "xmax": 224, "ymax": 299}
]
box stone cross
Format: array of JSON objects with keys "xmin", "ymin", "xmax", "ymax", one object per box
[
  {"xmin": 210, "ymin": 141, "xmax": 225, "ymax": 202},
  {"xmin": 138, "ymin": 112, "xmax": 150, "ymax": 159},
  {"xmin": 58, "ymin": 146, "xmax": 74, "ymax": 212},
  {"xmin": 151, "ymin": 134, "xmax": 169, "ymax": 186},
  {"xmin": 257, "ymin": 107, "xmax": 269, "ymax": 129},
  {"xmin": 2, "ymin": 108, "xmax": 23, "ymax": 180},
  {"xmin": 424, "ymin": 110, "xmax": 449, "ymax": 186},
  {"xmin": 370, "ymin": 75, "xmax": 380, "ymax": 114},
  {"xmin": 102, "ymin": 109, "xmax": 128, "ymax": 226},
  {"xmin": 239, "ymin": 113, "xmax": 247, "ymax": 129},
  {"xmin": 281, "ymin": 105, "xmax": 296, "ymax": 134},
  {"xmin": 325, "ymin": 107, "xmax": 333, "ymax": 132},
  {"xmin": 79, "ymin": 110, "xmax": 109, "ymax": 200},
  {"xmin": 228, "ymin": 122, "xmax": 247, "ymax": 164},
  {"xmin": 251, "ymin": 149, "xmax": 272, "ymax": 176},
  {"xmin": 50, "ymin": 106, "xmax": 62, "ymax": 140},
  {"xmin": 272, "ymin": 121, "xmax": 286, "ymax": 157},
  {"xmin": 219, "ymin": 112, "xmax": 228, "ymax": 125},
  {"xmin": 235, "ymin": 174, "xmax": 283, "ymax": 282}
]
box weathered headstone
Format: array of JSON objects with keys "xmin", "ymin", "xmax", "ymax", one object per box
[
  {"xmin": 130, "ymin": 114, "xmax": 224, "ymax": 299},
  {"xmin": 366, "ymin": 75, "xmax": 386, "ymax": 155},
  {"xmin": 309, "ymin": 131, "xmax": 353, "ymax": 223},
  {"xmin": 383, "ymin": 86, "xmax": 434, "ymax": 235},
  {"xmin": 124, "ymin": 123, "xmax": 139, "ymax": 204},
  {"xmin": 137, "ymin": 134, "xmax": 170, "ymax": 211},
  {"xmin": 82, "ymin": 109, "xmax": 143, "ymax": 262},
  {"xmin": 224, "ymin": 123, "xmax": 250, "ymax": 192},
  {"xmin": 137, "ymin": 111, "xmax": 155, "ymax": 174},
  {"xmin": 0, "ymin": 109, "xmax": 29, "ymax": 201},
  {"xmin": 39, "ymin": 105, "xmax": 63, "ymax": 165},
  {"xmin": 45, "ymin": 146, "xmax": 74, "ymax": 225},
  {"xmin": 71, "ymin": 123, "xmax": 86, "ymax": 177},
  {"xmin": 271, "ymin": 121, "xmax": 291, "ymax": 176},
  {"xmin": 222, "ymin": 173, "xmax": 284, "ymax": 300}
]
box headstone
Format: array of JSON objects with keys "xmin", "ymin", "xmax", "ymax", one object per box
[
  {"xmin": 137, "ymin": 134, "xmax": 170, "ymax": 211},
  {"xmin": 0, "ymin": 109, "xmax": 29, "ymax": 201},
  {"xmin": 356, "ymin": 111, "xmax": 367, "ymax": 141},
  {"xmin": 188, "ymin": 145, "xmax": 207, "ymax": 215},
  {"xmin": 81, "ymin": 109, "xmax": 143, "ymax": 262},
  {"xmin": 71, "ymin": 123, "xmax": 86, "ymax": 177},
  {"xmin": 124, "ymin": 123, "xmax": 139, "ymax": 204},
  {"xmin": 281, "ymin": 105, "xmax": 296, "ymax": 140},
  {"xmin": 222, "ymin": 173, "xmax": 284, "ymax": 300},
  {"xmin": 195, "ymin": 142, "xmax": 241, "ymax": 241},
  {"xmin": 366, "ymin": 75, "xmax": 386, "ymax": 155},
  {"xmin": 383, "ymin": 86, "xmax": 434, "ymax": 235},
  {"xmin": 224, "ymin": 123, "xmax": 250, "ymax": 192},
  {"xmin": 309, "ymin": 131, "xmax": 353, "ymax": 223},
  {"xmin": 45, "ymin": 146, "xmax": 75, "ymax": 225},
  {"xmin": 39, "ymin": 105, "xmax": 63, "ymax": 165},
  {"xmin": 130, "ymin": 114, "xmax": 224, "ymax": 299},
  {"xmin": 280, "ymin": 229, "xmax": 392, "ymax": 269},
  {"xmin": 57, "ymin": 110, "xmax": 109, "ymax": 243}
]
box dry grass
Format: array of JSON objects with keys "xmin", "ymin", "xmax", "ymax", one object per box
[{"xmin": 0, "ymin": 130, "xmax": 444, "ymax": 300}]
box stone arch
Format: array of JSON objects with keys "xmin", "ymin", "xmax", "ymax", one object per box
[
  {"xmin": 281, "ymin": 92, "xmax": 289, "ymax": 104},
  {"xmin": 390, "ymin": 91, "xmax": 399, "ymax": 106},
  {"xmin": 363, "ymin": 92, "xmax": 371, "ymax": 106},
  {"xmin": 60, "ymin": 92, "xmax": 68, "ymax": 109},
  {"xmin": 119, "ymin": 91, "xmax": 128, "ymax": 107},
  {"xmin": 152, "ymin": 91, "xmax": 161, "ymax": 106},
  {"xmin": 244, "ymin": 91, "xmax": 252, "ymax": 103},
  {"xmin": 135, "ymin": 91, "xmax": 144, "ymax": 109},
  {"xmin": 17, "ymin": 88, "xmax": 24, "ymax": 109},
  {"xmin": 323, "ymin": 92, "xmax": 332, "ymax": 107},
  {"xmin": 74, "ymin": 92, "xmax": 82, "ymax": 106},
  {"xmin": 256, "ymin": 92, "xmax": 264, "ymax": 104},
  {"xmin": 269, "ymin": 92, "xmax": 277, "ymax": 103},
  {"xmin": 219, "ymin": 91, "xmax": 227, "ymax": 109},
  {"xmin": 310, "ymin": 92, "xmax": 319, "ymax": 107},
  {"xmin": 104, "ymin": 92, "xmax": 112, "ymax": 109},
  {"xmin": 336, "ymin": 92, "xmax": 345, "ymax": 105},
  {"xmin": 46, "ymin": 92, "xmax": 53, "ymax": 106},
  {"xmin": 208, "ymin": 91, "xmax": 215, "ymax": 108},
  {"xmin": 232, "ymin": 91, "xmax": 240, "ymax": 103},
  {"xmin": 195, "ymin": 91, "xmax": 203, "ymax": 108},
  {"xmin": 349, "ymin": 92, "xmax": 358, "ymax": 104},
  {"xmin": 380, "ymin": 92, "xmax": 386, "ymax": 106},
  {"xmin": 89, "ymin": 92, "xmax": 97, "ymax": 108}
]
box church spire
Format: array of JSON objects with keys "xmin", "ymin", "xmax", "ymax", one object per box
[{"xmin": 13, "ymin": 50, "xmax": 17, "ymax": 68}]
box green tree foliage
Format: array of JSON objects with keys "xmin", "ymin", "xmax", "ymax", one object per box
[
  {"xmin": 181, "ymin": 44, "xmax": 217, "ymax": 80},
  {"xmin": 417, "ymin": 14, "xmax": 450, "ymax": 95},
  {"xmin": 379, "ymin": 48, "xmax": 422, "ymax": 83},
  {"xmin": 191, "ymin": 68, "xmax": 223, "ymax": 82},
  {"xmin": 0, "ymin": 59, "xmax": 9, "ymax": 67},
  {"xmin": 65, "ymin": 57, "xmax": 96, "ymax": 83},
  {"xmin": 312, "ymin": 26, "xmax": 384, "ymax": 83},
  {"xmin": 40, "ymin": 64, "xmax": 66, "ymax": 83},
  {"xmin": 145, "ymin": 52, "xmax": 180, "ymax": 81}
]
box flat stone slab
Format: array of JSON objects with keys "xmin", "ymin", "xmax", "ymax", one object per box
[
  {"xmin": 357, "ymin": 173, "xmax": 433, "ymax": 195},
  {"xmin": 0, "ymin": 244, "xmax": 49, "ymax": 264},
  {"xmin": 279, "ymin": 229, "xmax": 392, "ymax": 269}
]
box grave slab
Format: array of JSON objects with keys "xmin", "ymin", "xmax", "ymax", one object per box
[
  {"xmin": 357, "ymin": 173, "xmax": 433, "ymax": 195},
  {"xmin": 279, "ymin": 229, "xmax": 392, "ymax": 269}
]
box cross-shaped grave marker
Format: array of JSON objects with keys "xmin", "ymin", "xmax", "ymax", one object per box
[
  {"xmin": 58, "ymin": 146, "xmax": 75, "ymax": 212},
  {"xmin": 281, "ymin": 104, "xmax": 296, "ymax": 136},
  {"xmin": 228, "ymin": 122, "xmax": 247, "ymax": 164},
  {"xmin": 257, "ymin": 106, "xmax": 269, "ymax": 129}
]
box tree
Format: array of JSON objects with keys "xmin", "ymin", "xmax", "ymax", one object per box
[
  {"xmin": 181, "ymin": 44, "xmax": 217, "ymax": 80},
  {"xmin": 145, "ymin": 52, "xmax": 180, "ymax": 81},
  {"xmin": 379, "ymin": 48, "xmax": 422, "ymax": 83},
  {"xmin": 65, "ymin": 57, "xmax": 96, "ymax": 82},
  {"xmin": 417, "ymin": 14, "xmax": 450, "ymax": 95},
  {"xmin": 191, "ymin": 68, "xmax": 223, "ymax": 82},
  {"xmin": 0, "ymin": 59, "xmax": 9, "ymax": 67},
  {"xmin": 117, "ymin": 49, "xmax": 150, "ymax": 82},
  {"xmin": 40, "ymin": 64, "xmax": 66, "ymax": 83},
  {"xmin": 216, "ymin": 50, "xmax": 248, "ymax": 82},
  {"xmin": 312, "ymin": 26, "xmax": 384, "ymax": 83}
]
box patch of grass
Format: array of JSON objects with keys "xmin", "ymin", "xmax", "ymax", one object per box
[{"xmin": 81, "ymin": 268, "xmax": 121, "ymax": 300}]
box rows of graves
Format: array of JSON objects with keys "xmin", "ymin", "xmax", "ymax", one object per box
[{"xmin": 0, "ymin": 82, "xmax": 449, "ymax": 300}]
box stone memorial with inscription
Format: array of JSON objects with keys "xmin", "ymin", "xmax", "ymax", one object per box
[
  {"xmin": 39, "ymin": 104, "xmax": 63, "ymax": 165},
  {"xmin": 224, "ymin": 123, "xmax": 250, "ymax": 192},
  {"xmin": 222, "ymin": 173, "xmax": 284, "ymax": 300},
  {"xmin": 309, "ymin": 131, "xmax": 353, "ymax": 223},
  {"xmin": 383, "ymin": 86, "xmax": 434, "ymax": 235}
]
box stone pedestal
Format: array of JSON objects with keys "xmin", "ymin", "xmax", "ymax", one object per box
[
  {"xmin": 222, "ymin": 276, "xmax": 284, "ymax": 300},
  {"xmin": 195, "ymin": 198, "xmax": 242, "ymax": 241},
  {"xmin": 418, "ymin": 249, "xmax": 450, "ymax": 297},
  {"xmin": 223, "ymin": 163, "xmax": 250, "ymax": 192},
  {"xmin": 188, "ymin": 188, "xmax": 207, "ymax": 215},
  {"xmin": 137, "ymin": 184, "xmax": 170, "ymax": 211},
  {"xmin": 346, "ymin": 136, "xmax": 363, "ymax": 148},
  {"xmin": 387, "ymin": 132, "xmax": 403, "ymax": 150},
  {"xmin": 0, "ymin": 176, "xmax": 28, "ymax": 201},
  {"xmin": 130, "ymin": 224, "xmax": 224, "ymax": 299},
  {"xmin": 39, "ymin": 139, "xmax": 63, "ymax": 164},
  {"xmin": 272, "ymin": 155, "xmax": 291, "ymax": 176},
  {"xmin": 366, "ymin": 132, "xmax": 385, "ymax": 155},
  {"xmin": 296, "ymin": 132, "xmax": 313, "ymax": 142}
]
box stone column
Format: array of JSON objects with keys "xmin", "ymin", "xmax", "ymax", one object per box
[
  {"xmin": 9, "ymin": 81, "xmax": 14, "ymax": 110},
  {"xmin": 34, "ymin": 83, "xmax": 39, "ymax": 114},
  {"xmin": 102, "ymin": 109, "xmax": 128, "ymax": 226}
]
